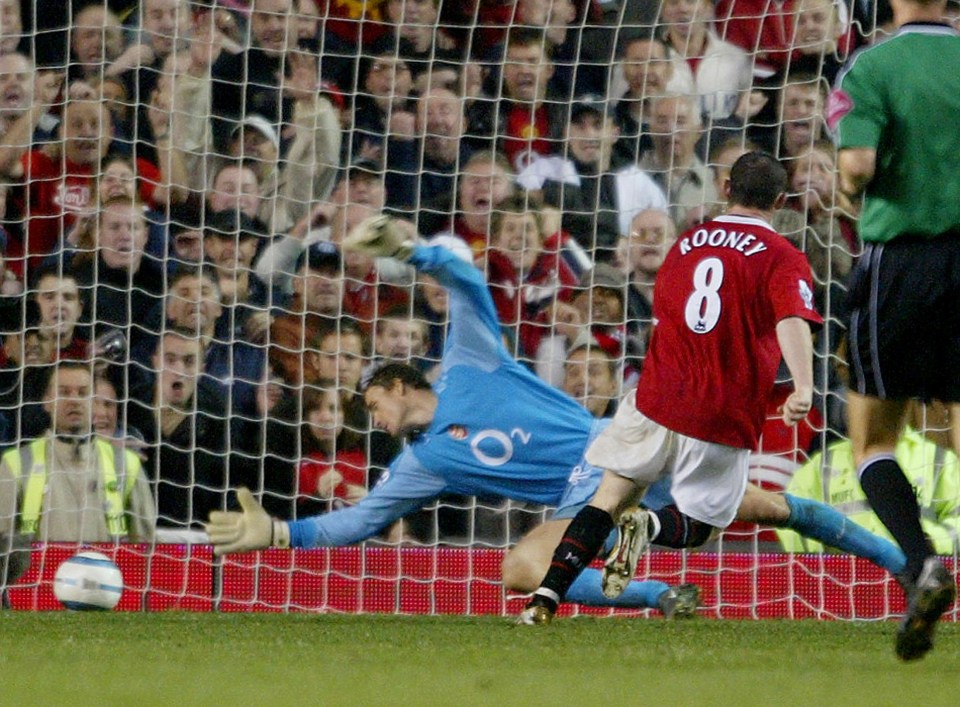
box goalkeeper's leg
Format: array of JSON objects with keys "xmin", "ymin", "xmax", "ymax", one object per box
[{"xmin": 735, "ymin": 484, "xmax": 907, "ymax": 574}]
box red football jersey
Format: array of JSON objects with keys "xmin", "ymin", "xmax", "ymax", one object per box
[{"xmin": 635, "ymin": 214, "xmax": 822, "ymax": 450}]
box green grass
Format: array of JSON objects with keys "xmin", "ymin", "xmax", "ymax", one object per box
[{"xmin": 1, "ymin": 613, "xmax": 958, "ymax": 706}]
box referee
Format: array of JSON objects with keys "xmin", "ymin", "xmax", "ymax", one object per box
[{"xmin": 831, "ymin": 0, "xmax": 959, "ymax": 661}]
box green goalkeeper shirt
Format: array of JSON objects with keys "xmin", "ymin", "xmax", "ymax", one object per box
[{"xmin": 828, "ymin": 22, "xmax": 960, "ymax": 243}]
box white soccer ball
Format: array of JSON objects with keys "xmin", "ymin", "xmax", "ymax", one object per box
[{"xmin": 53, "ymin": 551, "xmax": 124, "ymax": 611}]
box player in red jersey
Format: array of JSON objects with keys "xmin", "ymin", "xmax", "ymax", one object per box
[{"xmin": 519, "ymin": 151, "xmax": 822, "ymax": 623}]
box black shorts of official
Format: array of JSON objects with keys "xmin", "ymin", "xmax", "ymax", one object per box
[{"xmin": 846, "ymin": 231, "xmax": 960, "ymax": 402}]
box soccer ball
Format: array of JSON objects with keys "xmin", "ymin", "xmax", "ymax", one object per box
[{"xmin": 53, "ymin": 551, "xmax": 124, "ymax": 611}]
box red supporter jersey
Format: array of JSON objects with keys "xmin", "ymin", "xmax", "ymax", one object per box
[
  {"xmin": 12, "ymin": 151, "xmax": 95, "ymax": 277},
  {"xmin": 502, "ymin": 104, "xmax": 552, "ymax": 170},
  {"xmin": 635, "ymin": 214, "xmax": 822, "ymax": 450}
]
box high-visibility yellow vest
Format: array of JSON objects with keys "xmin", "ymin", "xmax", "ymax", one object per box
[{"xmin": 2, "ymin": 437, "xmax": 142, "ymax": 536}]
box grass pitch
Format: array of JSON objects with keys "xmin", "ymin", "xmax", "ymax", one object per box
[{"xmin": 1, "ymin": 613, "xmax": 958, "ymax": 706}]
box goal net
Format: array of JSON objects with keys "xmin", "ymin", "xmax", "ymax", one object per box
[{"xmin": 1, "ymin": 0, "xmax": 957, "ymax": 619}]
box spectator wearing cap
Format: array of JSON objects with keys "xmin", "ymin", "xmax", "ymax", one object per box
[
  {"xmin": 210, "ymin": 0, "xmax": 300, "ymax": 153},
  {"xmin": 254, "ymin": 159, "xmax": 387, "ymax": 297},
  {"xmin": 269, "ymin": 241, "xmax": 350, "ymax": 386},
  {"xmin": 227, "ymin": 116, "xmax": 280, "ymax": 194},
  {"xmin": 517, "ymin": 96, "xmax": 667, "ymax": 261},
  {"xmin": 571, "ymin": 262, "xmax": 640, "ymax": 382},
  {"xmin": 223, "ymin": 89, "xmax": 341, "ymax": 234},
  {"xmin": 384, "ymin": 86, "xmax": 475, "ymax": 216},
  {"xmin": 203, "ymin": 209, "xmax": 273, "ymax": 318}
]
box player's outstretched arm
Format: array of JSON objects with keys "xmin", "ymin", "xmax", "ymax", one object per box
[
  {"xmin": 207, "ymin": 452, "xmax": 446, "ymax": 553},
  {"xmin": 776, "ymin": 316, "xmax": 814, "ymax": 426}
]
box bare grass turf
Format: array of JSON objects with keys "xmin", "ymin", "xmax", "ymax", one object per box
[{"xmin": 1, "ymin": 613, "xmax": 958, "ymax": 706}]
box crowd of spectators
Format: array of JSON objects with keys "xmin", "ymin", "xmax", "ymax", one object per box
[{"xmin": 1, "ymin": 0, "xmax": 956, "ymax": 551}]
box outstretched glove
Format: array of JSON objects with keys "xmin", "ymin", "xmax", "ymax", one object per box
[
  {"xmin": 342, "ymin": 215, "xmax": 416, "ymax": 261},
  {"xmin": 205, "ymin": 488, "xmax": 290, "ymax": 557}
]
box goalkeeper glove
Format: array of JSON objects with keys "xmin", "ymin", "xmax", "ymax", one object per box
[
  {"xmin": 342, "ymin": 215, "xmax": 416, "ymax": 261},
  {"xmin": 205, "ymin": 487, "xmax": 291, "ymax": 557}
]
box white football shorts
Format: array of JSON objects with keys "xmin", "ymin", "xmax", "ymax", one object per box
[{"xmin": 585, "ymin": 390, "xmax": 749, "ymax": 528}]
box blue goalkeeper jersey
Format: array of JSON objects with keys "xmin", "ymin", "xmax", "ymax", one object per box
[{"xmin": 289, "ymin": 245, "xmax": 602, "ymax": 548}]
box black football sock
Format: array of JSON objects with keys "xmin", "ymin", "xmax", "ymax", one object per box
[
  {"xmin": 532, "ymin": 505, "xmax": 615, "ymax": 610},
  {"xmin": 650, "ymin": 505, "xmax": 715, "ymax": 548},
  {"xmin": 858, "ymin": 456, "xmax": 932, "ymax": 581}
]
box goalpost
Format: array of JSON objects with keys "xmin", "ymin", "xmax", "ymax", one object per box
[{"xmin": 1, "ymin": 0, "xmax": 957, "ymax": 619}]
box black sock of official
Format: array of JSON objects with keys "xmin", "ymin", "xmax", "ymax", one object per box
[
  {"xmin": 650, "ymin": 505, "xmax": 714, "ymax": 548},
  {"xmin": 859, "ymin": 456, "xmax": 932, "ymax": 581},
  {"xmin": 535, "ymin": 505, "xmax": 615, "ymax": 608}
]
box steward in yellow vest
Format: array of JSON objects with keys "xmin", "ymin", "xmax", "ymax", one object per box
[
  {"xmin": 0, "ymin": 363, "xmax": 156, "ymax": 543},
  {"xmin": 777, "ymin": 428, "xmax": 960, "ymax": 555}
]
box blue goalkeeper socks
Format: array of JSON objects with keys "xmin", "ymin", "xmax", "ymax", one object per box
[
  {"xmin": 783, "ymin": 493, "xmax": 906, "ymax": 574},
  {"xmin": 565, "ymin": 568, "xmax": 669, "ymax": 609}
]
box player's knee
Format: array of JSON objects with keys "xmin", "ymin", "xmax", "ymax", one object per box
[{"xmin": 736, "ymin": 488, "xmax": 789, "ymax": 526}]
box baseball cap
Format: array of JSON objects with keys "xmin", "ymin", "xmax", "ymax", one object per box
[
  {"xmin": 231, "ymin": 114, "xmax": 280, "ymax": 150},
  {"xmin": 204, "ymin": 209, "xmax": 268, "ymax": 241},
  {"xmin": 296, "ymin": 240, "xmax": 342, "ymax": 272},
  {"xmin": 168, "ymin": 202, "xmax": 204, "ymax": 238},
  {"xmin": 338, "ymin": 156, "xmax": 383, "ymax": 184},
  {"xmin": 570, "ymin": 94, "xmax": 608, "ymax": 122},
  {"xmin": 580, "ymin": 263, "xmax": 627, "ymax": 293}
]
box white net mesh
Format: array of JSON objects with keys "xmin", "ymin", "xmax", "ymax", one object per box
[{"xmin": 0, "ymin": 0, "xmax": 956, "ymax": 618}]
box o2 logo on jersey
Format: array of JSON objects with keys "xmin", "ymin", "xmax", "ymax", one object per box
[
  {"xmin": 470, "ymin": 427, "xmax": 532, "ymax": 467},
  {"xmin": 684, "ymin": 257, "xmax": 725, "ymax": 334}
]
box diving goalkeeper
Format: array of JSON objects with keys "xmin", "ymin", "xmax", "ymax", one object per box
[{"xmin": 206, "ymin": 217, "xmax": 906, "ymax": 616}]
